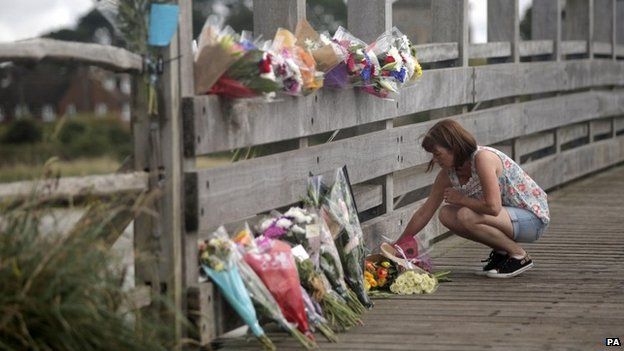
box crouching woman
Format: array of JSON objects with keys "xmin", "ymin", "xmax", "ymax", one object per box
[{"xmin": 390, "ymin": 119, "xmax": 549, "ymax": 278}]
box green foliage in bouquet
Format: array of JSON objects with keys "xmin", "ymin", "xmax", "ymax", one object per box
[{"xmin": 0, "ymin": 189, "xmax": 185, "ymax": 350}]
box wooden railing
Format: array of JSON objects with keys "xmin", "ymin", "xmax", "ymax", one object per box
[
  {"xmin": 2, "ymin": 0, "xmax": 623, "ymax": 347},
  {"xmin": 175, "ymin": 0, "xmax": 624, "ymax": 345}
]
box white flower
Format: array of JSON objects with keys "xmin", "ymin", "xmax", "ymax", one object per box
[
  {"xmin": 276, "ymin": 218, "xmax": 293, "ymax": 229},
  {"xmin": 387, "ymin": 47, "xmax": 402, "ymax": 63},
  {"xmin": 285, "ymin": 207, "xmax": 312, "ymax": 224},
  {"xmin": 260, "ymin": 218, "xmax": 275, "ymax": 232},
  {"xmin": 291, "ymin": 224, "xmax": 306, "ymax": 234}
]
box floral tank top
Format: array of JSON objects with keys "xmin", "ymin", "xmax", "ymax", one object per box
[{"xmin": 447, "ymin": 146, "xmax": 550, "ymax": 224}]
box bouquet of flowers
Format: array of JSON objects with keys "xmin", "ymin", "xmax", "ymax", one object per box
[
  {"xmin": 364, "ymin": 27, "xmax": 423, "ymax": 98},
  {"xmin": 323, "ymin": 26, "xmax": 381, "ymax": 90},
  {"xmin": 230, "ymin": 225, "xmax": 317, "ymax": 350},
  {"xmin": 389, "ymin": 270, "xmax": 440, "ymax": 295},
  {"xmin": 243, "ymin": 237, "xmax": 314, "ymax": 340},
  {"xmin": 322, "ymin": 166, "xmax": 373, "ymax": 309},
  {"xmin": 193, "ymin": 17, "xmax": 246, "ymax": 94},
  {"xmin": 193, "ymin": 17, "xmax": 280, "ymax": 98},
  {"xmin": 295, "ymin": 19, "xmax": 344, "ymax": 73},
  {"xmin": 259, "ymin": 209, "xmax": 363, "ymax": 331},
  {"xmin": 268, "ymin": 28, "xmax": 323, "ymax": 95},
  {"xmin": 305, "ymin": 175, "xmax": 367, "ymax": 315},
  {"xmin": 363, "ymin": 254, "xmax": 399, "ymax": 292},
  {"xmin": 198, "ymin": 228, "xmax": 275, "ymax": 350}
]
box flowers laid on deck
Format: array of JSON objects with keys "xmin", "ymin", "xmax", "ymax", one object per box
[
  {"xmin": 193, "ymin": 18, "xmax": 422, "ymax": 100},
  {"xmin": 198, "ymin": 166, "xmax": 450, "ymax": 349}
]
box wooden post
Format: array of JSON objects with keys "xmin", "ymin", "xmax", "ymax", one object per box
[
  {"xmin": 488, "ymin": 0, "xmax": 520, "ymax": 63},
  {"xmin": 533, "ymin": 0, "xmax": 562, "ymax": 61},
  {"xmin": 618, "ymin": 0, "xmax": 624, "ymax": 49},
  {"xmin": 348, "ymin": 0, "xmax": 392, "ymax": 43},
  {"xmin": 431, "ymin": 0, "xmax": 469, "ymax": 67},
  {"xmin": 253, "ymin": 0, "xmax": 308, "ymax": 148},
  {"xmin": 253, "ymin": 0, "xmax": 306, "ymax": 39},
  {"xmin": 347, "ymin": 0, "xmax": 395, "ymax": 214},
  {"xmin": 563, "ymin": 0, "xmax": 593, "ymax": 57},
  {"xmin": 594, "ymin": 0, "xmax": 614, "ymax": 56}
]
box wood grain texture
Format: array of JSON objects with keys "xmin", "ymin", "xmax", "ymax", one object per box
[
  {"xmin": 212, "ymin": 164, "xmax": 624, "ymax": 350},
  {"xmin": 0, "ymin": 38, "xmax": 143, "ymax": 72},
  {"xmin": 0, "ymin": 172, "xmax": 148, "ymax": 200},
  {"xmin": 187, "ymin": 89, "xmax": 624, "ymax": 230}
]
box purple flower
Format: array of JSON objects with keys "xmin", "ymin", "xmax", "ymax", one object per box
[
  {"xmin": 264, "ymin": 224, "xmax": 286, "ymax": 239},
  {"xmin": 391, "ymin": 67, "xmax": 407, "ymax": 82},
  {"xmin": 324, "ymin": 63, "xmax": 349, "ymax": 88}
]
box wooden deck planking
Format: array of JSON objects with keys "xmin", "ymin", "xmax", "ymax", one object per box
[{"xmin": 214, "ymin": 164, "xmax": 624, "ymax": 350}]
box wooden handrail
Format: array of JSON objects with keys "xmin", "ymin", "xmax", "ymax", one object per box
[{"xmin": 0, "ymin": 38, "xmax": 143, "ymax": 73}]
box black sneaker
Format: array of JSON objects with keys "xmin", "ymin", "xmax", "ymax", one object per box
[
  {"xmin": 475, "ymin": 250, "xmax": 507, "ymax": 276},
  {"xmin": 486, "ymin": 254, "xmax": 534, "ymax": 278}
]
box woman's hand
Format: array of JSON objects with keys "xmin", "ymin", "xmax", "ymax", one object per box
[{"xmin": 443, "ymin": 188, "xmax": 465, "ymax": 205}]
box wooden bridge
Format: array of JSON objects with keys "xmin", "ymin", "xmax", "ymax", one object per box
[
  {"xmin": 214, "ymin": 163, "xmax": 624, "ymax": 350},
  {"xmin": 1, "ymin": 0, "xmax": 624, "ymax": 349}
]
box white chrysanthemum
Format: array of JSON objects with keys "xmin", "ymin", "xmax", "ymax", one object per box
[
  {"xmin": 291, "ymin": 224, "xmax": 306, "ymax": 234},
  {"xmin": 259, "ymin": 218, "xmax": 275, "ymax": 232},
  {"xmin": 276, "ymin": 218, "xmax": 293, "ymax": 229},
  {"xmin": 285, "ymin": 207, "xmax": 313, "ymax": 224}
]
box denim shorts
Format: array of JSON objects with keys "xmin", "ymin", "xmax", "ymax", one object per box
[{"xmin": 504, "ymin": 206, "xmax": 547, "ymax": 243}]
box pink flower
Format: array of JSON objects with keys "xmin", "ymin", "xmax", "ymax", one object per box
[
  {"xmin": 517, "ymin": 183, "xmax": 526, "ymax": 192},
  {"xmin": 507, "ymin": 186, "xmax": 516, "ymax": 196},
  {"xmin": 504, "ymin": 160, "xmax": 512, "ymax": 169},
  {"xmin": 532, "ymin": 188, "xmax": 541, "ymax": 196},
  {"xmin": 532, "ymin": 204, "xmax": 541, "ymax": 215}
]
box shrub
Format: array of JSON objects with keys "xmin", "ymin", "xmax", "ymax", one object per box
[
  {"xmin": 0, "ymin": 192, "xmax": 186, "ymax": 350},
  {"xmin": 1, "ymin": 119, "xmax": 43, "ymax": 144}
]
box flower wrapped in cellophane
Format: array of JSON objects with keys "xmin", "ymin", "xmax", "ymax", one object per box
[
  {"xmin": 322, "ymin": 166, "xmax": 373, "ymax": 309},
  {"xmin": 364, "ymin": 27, "xmax": 423, "ymax": 99},
  {"xmin": 295, "ymin": 19, "xmax": 344, "ymax": 73},
  {"xmin": 259, "ymin": 208, "xmax": 363, "ymax": 331},
  {"xmin": 193, "ymin": 16, "xmax": 280, "ymax": 99},
  {"xmin": 243, "ymin": 237, "xmax": 315, "ymax": 341},
  {"xmin": 268, "ymin": 28, "xmax": 324, "ymax": 95},
  {"xmin": 230, "ymin": 225, "xmax": 317, "ymax": 350},
  {"xmin": 327, "ymin": 26, "xmax": 381, "ymax": 90},
  {"xmin": 193, "ymin": 16, "xmax": 246, "ymax": 95},
  {"xmin": 198, "ymin": 227, "xmax": 275, "ymax": 350}
]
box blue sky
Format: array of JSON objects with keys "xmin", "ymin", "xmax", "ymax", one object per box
[{"xmin": 0, "ymin": 0, "xmax": 532, "ymax": 44}]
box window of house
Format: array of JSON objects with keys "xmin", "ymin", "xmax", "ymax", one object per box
[
  {"xmin": 96, "ymin": 103, "xmax": 108, "ymax": 117},
  {"xmin": 15, "ymin": 104, "xmax": 30, "ymax": 119},
  {"xmin": 104, "ymin": 77, "xmax": 116, "ymax": 92},
  {"xmin": 42, "ymin": 104, "xmax": 56, "ymax": 122},
  {"xmin": 121, "ymin": 103, "xmax": 131, "ymax": 122},
  {"xmin": 121, "ymin": 75, "xmax": 131, "ymax": 95},
  {"xmin": 67, "ymin": 104, "xmax": 77, "ymax": 117}
]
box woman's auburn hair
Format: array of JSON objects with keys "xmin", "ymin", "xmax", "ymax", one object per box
[{"xmin": 421, "ymin": 119, "xmax": 477, "ymax": 172}]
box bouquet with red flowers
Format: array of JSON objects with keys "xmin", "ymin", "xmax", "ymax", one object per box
[
  {"xmin": 327, "ymin": 26, "xmax": 381, "ymax": 90},
  {"xmin": 363, "ymin": 27, "xmax": 423, "ymax": 99},
  {"xmin": 193, "ymin": 17, "xmax": 280, "ymax": 98},
  {"xmin": 243, "ymin": 237, "xmax": 314, "ymax": 340}
]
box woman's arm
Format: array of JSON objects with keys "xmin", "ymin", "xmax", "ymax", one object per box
[
  {"xmin": 444, "ymin": 151, "xmax": 502, "ymax": 216},
  {"xmin": 398, "ymin": 170, "xmax": 450, "ymax": 239}
]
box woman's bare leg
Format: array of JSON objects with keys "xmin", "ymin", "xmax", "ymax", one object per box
[{"xmin": 438, "ymin": 205, "xmax": 525, "ymax": 257}]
